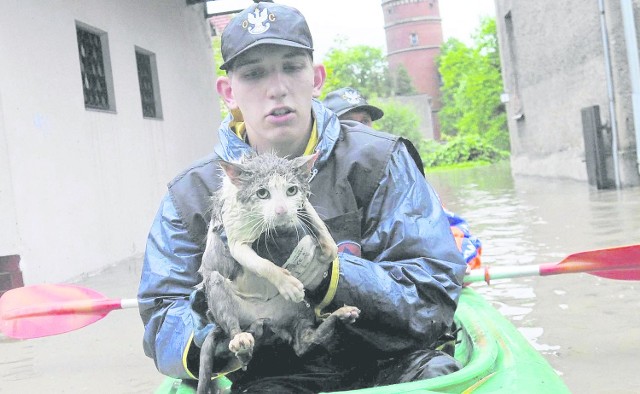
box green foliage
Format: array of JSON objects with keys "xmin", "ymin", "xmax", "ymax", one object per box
[
  {"xmin": 212, "ymin": 37, "xmax": 229, "ymax": 119},
  {"xmin": 420, "ymin": 134, "xmax": 509, "ymax": 168},
  {"xmin": 370, "ymin": 100, "xmax": 422, "ymax": 143},
  {"xmin": 212, "ymin": 36, "xmax": 224, "ymax": 79},
  {"xmin": 393, "ymin": 65, "xmax": 417, "ymax": 96},
  {"xmin": 437, "ymin": 17, "xmax": 510, "ymax": 151},
  {"xmin": 321, "ymin": 40, "xmax": 391, "ymax": 99}
]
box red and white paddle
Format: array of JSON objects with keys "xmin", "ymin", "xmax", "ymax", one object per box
[
  {"xmin": 0, "ymin": 284, "xmax": 137, "ymax": 339},
  {"xmin": 465, "ymin": 244, "xmax": 640, "ymax": 284},
  {"xmin": 1, "ymin": 244, "xmax": 639, "ymax": 339}
]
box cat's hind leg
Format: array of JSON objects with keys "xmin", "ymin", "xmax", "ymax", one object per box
[
  {"xmin": 292, "ymin": 305, "xmax": 361, "ymax": 356},
  {"xmin": 197, "ymin": 326, "xmax": 224, "ymax": 394},
  {"xmin": 204, "ymin": 271, "xmax": 256, "ymax": 368}
]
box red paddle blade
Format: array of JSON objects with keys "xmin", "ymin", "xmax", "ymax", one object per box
[
  {"xmin": 541, "ymin": 244, "xmax": 640, "ymax": 280},
  {"xmin": 0, "ymin": 284, "xmax": 122, "ymax": 339}
]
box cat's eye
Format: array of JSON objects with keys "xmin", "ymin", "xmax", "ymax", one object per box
[
  {"xmin": 286, "ymin": 186, "xmax": 298, "ymax": 196},
  {"xmin": 256, "ymin": 188, "xmax": 270, "ymax": 199}
]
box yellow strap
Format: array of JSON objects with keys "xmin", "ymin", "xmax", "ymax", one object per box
[
  {"xmin": 232, "ymin": 119, "xmax": 246, "ymax": 140},
  {"xmin": 314, "ymin": 256, "xmax": 340, "ymax": 319},
  {"xmin": 183, "ymin": 332, "xmax": 199, "ymax": 380},
  {"xmin": 183, "ymin": 332, "xmax": 241, "ymax": 381},
  {"xmin": 303, "ymin": 120, "xmax": 318, "ymax": 155}
]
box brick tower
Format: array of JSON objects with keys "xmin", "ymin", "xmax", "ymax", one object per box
[{"xmin": 382, "ymin": 0, "xmax": 444, "ymax": 137}]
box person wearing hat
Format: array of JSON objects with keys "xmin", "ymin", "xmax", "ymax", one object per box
[
  {"xmin": 322, "ymin": 87, "xmax": 384, "ymax": 127},
  {"xmin": 138, "ymin": 2, "xmax": 465, "ymax": 392},
  {"xmin": 323, "ymin": 87, "xmax": 482, "ymax": 268}
]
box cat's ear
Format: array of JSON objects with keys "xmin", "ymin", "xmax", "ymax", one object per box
[
  {"xmin": 219, "ymin": 160, "xmax": 245, "ymax": 186},
  {"xmin": 294, "ymin": 151, "xmax": 319, "ymax": 175}
]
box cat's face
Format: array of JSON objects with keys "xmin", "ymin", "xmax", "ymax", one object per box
[
  {"xmin": 252, "ymin": 174, "xmax": 305, "ymax": 229},
  {"xmin": 220, "ymin": 152, "xmax": 317, "ymax": 234}
]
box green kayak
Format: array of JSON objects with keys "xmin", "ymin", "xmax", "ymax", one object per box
[{"xmin": 155, "ymin": 287, "xmax": 570, "ymax": 393}]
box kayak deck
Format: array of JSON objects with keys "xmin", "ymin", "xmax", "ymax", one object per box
[{"xmin": 155, "ymin": 287, "xmax": 570, "ymax": 393}]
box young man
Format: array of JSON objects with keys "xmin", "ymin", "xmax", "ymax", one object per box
[
  {"xmin": 322, "ymin": 87, "xmax": 482, "ymax": 269},
  {"xmin": 138, "ymin": 2, "xmax": 466, "ymax": 392}
]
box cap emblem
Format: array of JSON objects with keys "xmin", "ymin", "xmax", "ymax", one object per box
[
  {"xmin": 342, "ymin": 89, "xmax": 363, "ymax": 105},
  {"xmin": 243, "ymin": 7, "xmax": 276, "ymax": 35}
]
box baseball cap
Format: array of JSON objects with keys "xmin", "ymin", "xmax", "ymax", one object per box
[
  {"xmin": 322, "ymin": 87, "xmax": 384, "ymax": 121},
  {"xmin": 219, "ymin": 2, "xmax": 314, "ymax": 71}
]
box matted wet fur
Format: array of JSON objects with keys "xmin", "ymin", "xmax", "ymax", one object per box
[{"xmin": 196, "ymin": 152, "xmax": 359, "ymax": 394}]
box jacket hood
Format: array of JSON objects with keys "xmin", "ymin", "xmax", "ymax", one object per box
[{"xmin": 214, "ymin": 99, "xmax": 340, "ymax": 168}]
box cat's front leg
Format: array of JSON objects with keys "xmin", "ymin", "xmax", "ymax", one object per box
[
  {"xmin": 229, "ymin": 241, "xmax": 305, "ymax": 302},
  {"xmin": 303, "ymin": 200, "xmax": 338, "ymax": 261}
]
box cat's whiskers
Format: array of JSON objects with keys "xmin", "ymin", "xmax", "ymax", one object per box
[
  {"xmin": 236, "ymin": 211, "xmax": 267, "ymax": 240},
  {"xmin": 296, "ymin": 213, "xmax": 321, "ymax": 245}
]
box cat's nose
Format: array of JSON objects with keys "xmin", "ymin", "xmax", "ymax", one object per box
[{"xmin": 275, "ymin": 206, "xmax": 287, "ymax": 216}]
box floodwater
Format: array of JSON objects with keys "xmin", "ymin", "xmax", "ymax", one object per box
[
  {"xmin": 428, "ymin": 160, "xmax": 640, "ymax": 393},
  {"xmin": 0, "ymin": 256, "xmax": 164, "ymax": 393},
  {"xmin": 1, "ymin": 161, "xmax": 639, "ymax": 393}
]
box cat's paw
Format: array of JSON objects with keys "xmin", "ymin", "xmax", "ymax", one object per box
[
  {"xmin": 229, "ymin": 332, "xmax": 254, "ymax": 367},
  {"xmin": 332, "ymin": 305, "xmax": 360, "ymax": 324},
  {"xmin": 274, "ymin": 268, "xmax": 305, "ymax": 303}
]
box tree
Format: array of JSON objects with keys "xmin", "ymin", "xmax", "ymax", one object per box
[
  {"xmin": 321, "ymin": 40, "xmax": 391, "ymax": 99},
  {"xmin": 437, "ymin": 17, "xmax": 509, "ymax": 151},
  {"xmin": 370, "ymin": 99, "xmax": 422, "ymax": 143},
  {"xmin": 393, "ymin": 65, "xmax": 417, "ymax": 96}
]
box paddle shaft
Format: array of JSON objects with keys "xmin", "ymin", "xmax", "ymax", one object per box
[
  {"xmin": 466, "ymin": 265, "xmax": 539, "ymax": 283},
  {"xmin": 466, "ymin": 255, "xmax": 640, "ymax": 283}
]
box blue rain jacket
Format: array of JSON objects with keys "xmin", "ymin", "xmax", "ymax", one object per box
[{"xmin": 138, "ymin": 100, "xmax": 467, "ymax": 379}]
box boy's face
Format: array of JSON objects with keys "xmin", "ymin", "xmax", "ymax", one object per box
[{"xmin": 217, "ymin": 45, "xmax": 325, "ymax": 153}]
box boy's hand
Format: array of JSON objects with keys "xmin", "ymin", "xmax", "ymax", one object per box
[{"xmin": 282, "ymin": 235, "xmax": 334, "ymax": 292}]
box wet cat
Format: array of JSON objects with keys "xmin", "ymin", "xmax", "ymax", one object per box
[{"xmin": 196, "ymin": 151, "xmax": 360, "ymax": 394}]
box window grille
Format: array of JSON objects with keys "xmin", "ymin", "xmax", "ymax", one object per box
[
  {"xmin": 77, "ymin": 28, "xmax": 110, "ymax": 110},
  {"xmin": 135, "ymin": 48, "xmax": 162, "ymax": 119},
  {"xmin": 136, "ymin": 52, "xmax": 156, "ymax": 118}
]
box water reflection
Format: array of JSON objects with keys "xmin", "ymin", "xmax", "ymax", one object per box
[
  {"xmin": 0, "ymin": 257, "xmax": 164, "ymax": 392},
  {"xmin": 427, "ymin": 161, "xmax": 640, "ymax": 392},
  {"xmin": 428, "ymin": 160, "xmax": 640, "ymax": 265},
  {"xmin": 0, "ymin": 338, "xmax": 37, "ymax": 381}
]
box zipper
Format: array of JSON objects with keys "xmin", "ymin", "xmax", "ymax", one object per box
[{"xmin": 308, "ymin": 168, "xmax": 318, "ymax": 182}]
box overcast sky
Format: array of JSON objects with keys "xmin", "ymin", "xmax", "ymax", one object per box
[{"xmin": 208, "ymin": 0, "xmax": 496, "ymax": 60}]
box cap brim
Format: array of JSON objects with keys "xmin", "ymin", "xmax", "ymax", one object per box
[
  {"xmin": 338, "ymin": 105, "xmax": 384, "ymax": 122},
  {"xmin": 220, "ymin": 39, "xmax": 313, "ymax": 70}
]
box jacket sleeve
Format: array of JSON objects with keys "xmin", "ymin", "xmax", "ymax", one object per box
[
  {"xmin": 137, "ymin": 193, "xmax": 203, "ymax": 379},
  {"xmin": 329, "ymin": 143, "xmax": 467, "ymax": 353}
]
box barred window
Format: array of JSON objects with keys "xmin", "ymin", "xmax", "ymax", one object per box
[
  {"xmin": 135, "ymin": 48, "xmax": 162, "ymax": 119},
  {"xmin": 76, "ymin": 23, "xmax": 115, "ymax": 111}
]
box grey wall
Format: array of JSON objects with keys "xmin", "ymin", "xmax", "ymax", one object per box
[
  {"xmin": 389, "ymin": 94, "xmax": 436, "ymax": 140},
  {"xmin": 495, "ymin": 0, "xmax": 640, "ymax": 187}
]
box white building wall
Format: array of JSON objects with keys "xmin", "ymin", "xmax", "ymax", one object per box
[
  {"xmin": 0, "ymin": 0, "xmax": 220, "ymax": 284},
  {"xmin": 0, "ymin": 90, "xmax": 21, "ymax": 257}
]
